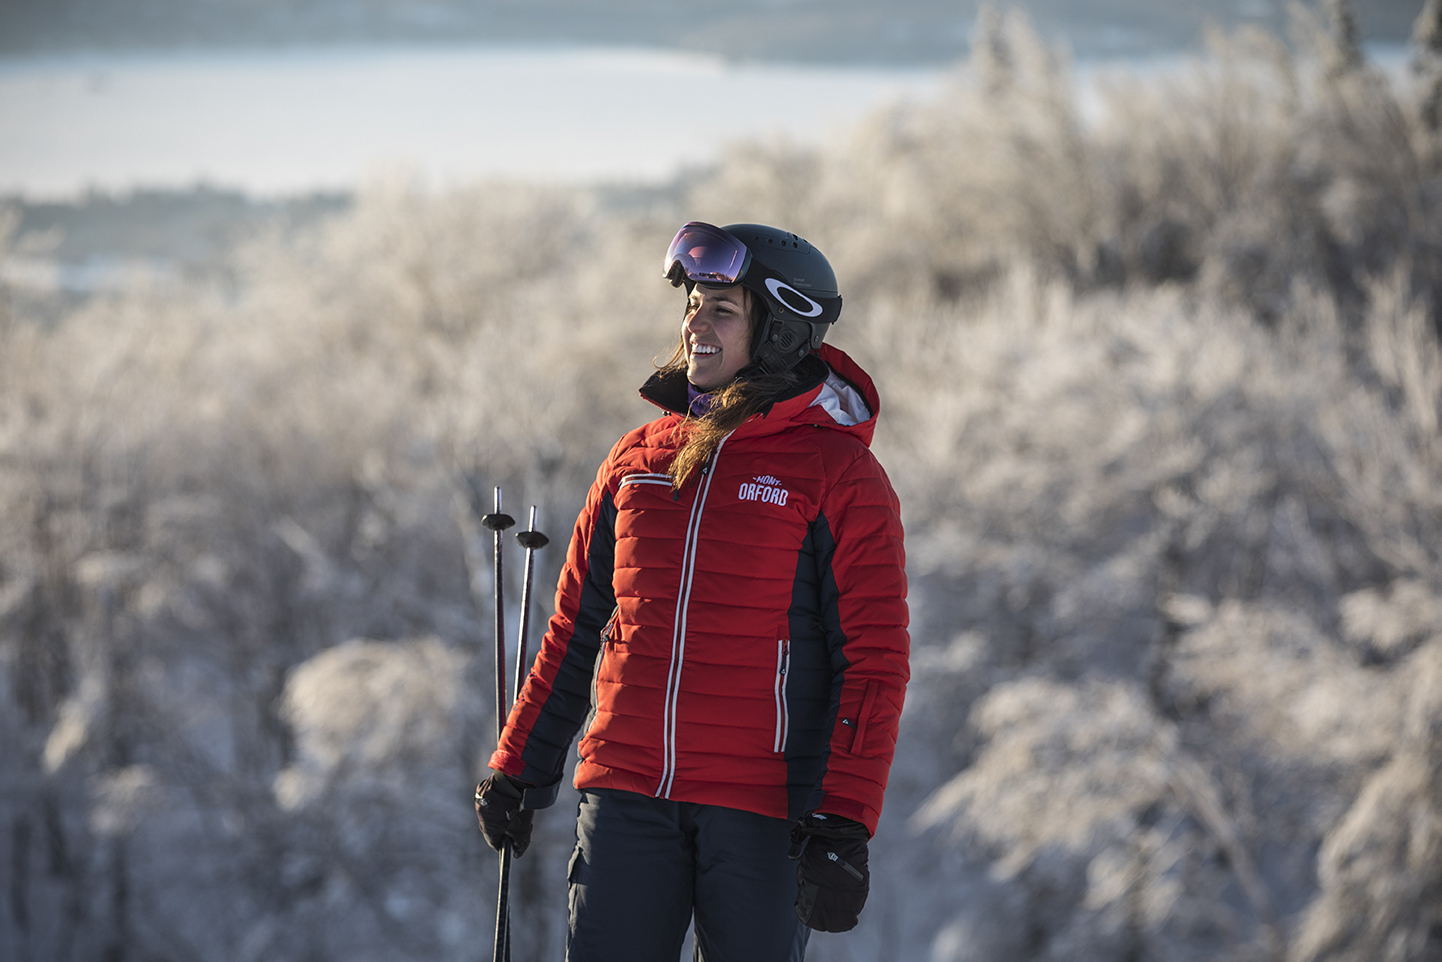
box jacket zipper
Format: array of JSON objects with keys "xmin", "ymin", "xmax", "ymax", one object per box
[
  {"xmin": 773, "ymin": 638, "xmax": 790, "ymax": 753},
  {"xmin": 655, "ymin": 434, "xmax": 730, "ymax": 799}
]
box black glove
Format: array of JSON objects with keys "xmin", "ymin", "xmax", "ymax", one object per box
[
  {"xmin": 474, "ymin": 772, "xmax": 535, "ymax": 858},
  {"xmin": 789, "ymin": 812, "xmax": 870, "ymax": 932}
]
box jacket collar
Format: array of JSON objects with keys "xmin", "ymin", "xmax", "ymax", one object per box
[{"xmin": 637, "ymin": 344, "xmax": 882, "ymax": 447}]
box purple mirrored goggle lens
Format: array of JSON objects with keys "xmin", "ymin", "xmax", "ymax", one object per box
[{"xmin": 663, "ymin": 222, "xmax": 751, "ymax": 286}]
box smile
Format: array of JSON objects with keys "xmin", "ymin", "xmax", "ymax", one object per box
[{"xmin": 691, "ymin": 344, "xmax": 720, "ymax": 355}]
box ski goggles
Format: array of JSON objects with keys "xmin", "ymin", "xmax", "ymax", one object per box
[{"xmin": 662, "ymin": 221, "xmax": 752, "ymax": 287}]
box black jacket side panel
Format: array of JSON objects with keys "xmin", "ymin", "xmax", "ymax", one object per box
[
  {"xmin": 516, "ymin": 491, "xmax": 618, "ymax": 804},
  {"xmin": 786, "ymin": 510, "xmax": 847, "ymax": 820}
]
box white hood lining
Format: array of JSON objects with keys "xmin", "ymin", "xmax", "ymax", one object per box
[{"xmin": 813, "ymin": 371, "xmax": 872, "ymax": 426}]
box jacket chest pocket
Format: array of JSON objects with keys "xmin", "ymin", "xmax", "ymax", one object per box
[
  {"xmin": 614, "ymin": 473, "xmax": 676, "ymax": 514},
  {"xmin": 613, "ymin": 472, "xmax": 690, "ymax": 552}
]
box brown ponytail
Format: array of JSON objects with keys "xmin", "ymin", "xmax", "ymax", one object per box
[{"xmin": 665, "ymin": 369, "xmax": 802, "ymax": 490}]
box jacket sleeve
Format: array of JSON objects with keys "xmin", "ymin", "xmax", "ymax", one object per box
[
  {"xmin": 488, "ymin": 453, "xmax": 619, "ymax": 808},
  {"xmin": 812, "ymin": 448, "xmax": 909, "ymax": 835}
]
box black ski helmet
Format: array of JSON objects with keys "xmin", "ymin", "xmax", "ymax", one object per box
[{"xmin": 664, "ymin": 221, "xmax": 842, "ymax": 376}]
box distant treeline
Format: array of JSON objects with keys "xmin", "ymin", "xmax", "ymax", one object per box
[{"xmin": 6, "ymin": 187, "xmax": 349, "ymax": 271}]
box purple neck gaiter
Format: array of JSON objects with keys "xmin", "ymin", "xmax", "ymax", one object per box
[{"xmin": 687, "ymin": 382, "xmax": 715, "ymax": 418}]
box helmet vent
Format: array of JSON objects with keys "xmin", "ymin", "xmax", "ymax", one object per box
[{"xmin": 777, "ymin": 330, "xmax": 798, "ymax": 352}]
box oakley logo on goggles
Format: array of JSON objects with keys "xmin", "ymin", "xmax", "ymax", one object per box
[{"xmin": 664, "ymin": 221, "xmax": 752, "ymax": 286}]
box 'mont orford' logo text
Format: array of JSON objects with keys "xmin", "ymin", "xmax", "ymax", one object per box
[{"xmin": 739, "ymin": 475, "xmax": 789, "ymax": 506}]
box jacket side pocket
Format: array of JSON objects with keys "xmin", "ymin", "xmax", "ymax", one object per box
[
  {"xmin": 773, "ymin": 639, "xmax": 791, "ymax": 753},
  {"xmin": 582, "ymin": 607, "xmax": 620, "ymax": 740}
]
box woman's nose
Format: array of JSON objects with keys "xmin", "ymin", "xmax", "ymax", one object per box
[{"xmin": 685, "ymin": 309, "xmax": 709, "ymax": 332}]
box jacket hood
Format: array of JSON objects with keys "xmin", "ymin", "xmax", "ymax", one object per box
[{"xmin": 639, "ymin": 343, "xmax": 882, "ymax": 448}]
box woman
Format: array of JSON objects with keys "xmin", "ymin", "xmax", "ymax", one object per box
[{"xmin": 476, "ymin": 221, "xmax": 909, "ymax": 961}]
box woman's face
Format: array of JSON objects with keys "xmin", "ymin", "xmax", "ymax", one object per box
[{"xmin": 683, "ymin": 285, "xmax": 753, "ymax": 390}]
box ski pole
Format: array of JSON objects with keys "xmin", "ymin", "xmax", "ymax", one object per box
[
  {"xmin": 480, "ymin": 488, "xmax": 515, "ymax": 744},
  {"xmin": 493, "ymin": 507, "xmax": 549, "ymax": 962},
  {"xmin": 512, "ymin": 506, "xmax": 550, "ymax": 719},
  {"xmin": 479, "ymin": 488, "xmax": 515, "ymax": 962},
  {"xmin": 481, "ymin": 498, "xmax": 548, "ymax": 962}
]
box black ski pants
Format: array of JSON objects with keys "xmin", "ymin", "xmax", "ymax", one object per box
[{"xmin": 566, "ymin": 788, "xmax": 810, "ymax": 962}]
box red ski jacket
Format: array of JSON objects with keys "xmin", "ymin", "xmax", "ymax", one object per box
[{"xmin": 489, "ymin": 344, "xmax": 909, "ymax": 835}]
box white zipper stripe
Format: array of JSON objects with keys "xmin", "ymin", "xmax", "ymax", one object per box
[
  {"xmin": 773, "ymin": 639, "xmax": 790, "ymax": 753},
  {"xmin": 658, "ymin": 450, "xmax": 713, "ymax": 797},
  {"xmin": 655, "ymin": 433, "xmax": 730, "ymax": 798}
]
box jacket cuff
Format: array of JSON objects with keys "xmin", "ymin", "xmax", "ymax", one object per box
[
  {"xmin": 815, "ymin": 794, "xmax": 879, "ymax": 836},
  {"xmin": 488, "ymin": 750, "xmax": 562, "ymax": 811}
]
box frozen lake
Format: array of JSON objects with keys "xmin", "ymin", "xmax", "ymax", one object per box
[{"xmin": 0, "ymin": 45, "xmax": 944, "ymax": 198}]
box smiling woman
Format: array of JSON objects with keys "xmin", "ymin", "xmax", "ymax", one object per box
[
  {"xmin": 0, "ymin": 45, "xmax": 940, "ymax": 197},
  {"xmin": 476, "ymin": 219, "xmax": 910, "ymax": 960}
]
